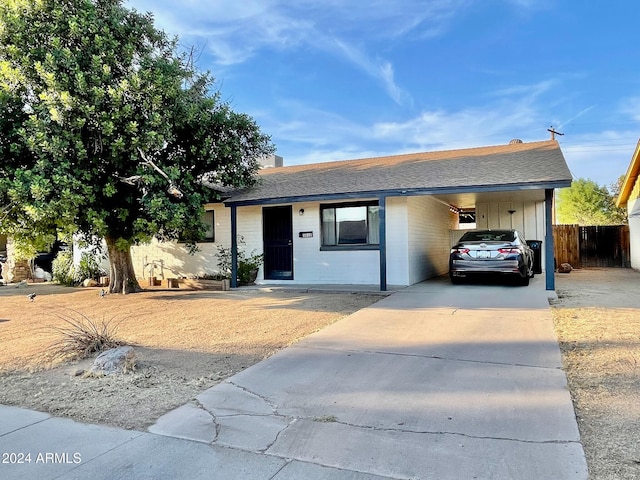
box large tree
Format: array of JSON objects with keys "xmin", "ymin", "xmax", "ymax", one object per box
[
  {"xmin": 556, "ymin": 177, "xmax": 627, "ymax": 226},
  {"xmin": 0, "ymin": 0, "xmax": 274, "ymax": 293}
]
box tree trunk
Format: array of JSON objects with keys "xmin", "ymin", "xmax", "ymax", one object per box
[{"xmin": 105, "ymin": 236, "xmax": 142, "ymax": 294}]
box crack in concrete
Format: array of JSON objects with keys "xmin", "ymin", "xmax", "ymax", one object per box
[
  {"xmin": 265, "ymin": 459, "xmax": 292, "ymax": 480},
  {"xmin": 319, "ymin": 417, "xmax": 581, "ymax": 446},
  {"xmin": 214, "ymin": 412, "xmax": 281, "ymax": 419},
  {"xmin": 192, "ymin": 398, "xmax": 219, "ymax": 442},
  {"xmin": 227, "ymin": 380, "xmax": 280, "ymax": 414},
  {"xmin": 261, "ymin": 418, "xmax": 297, "ymax": 454},
  {"xmin": 264, "ymin": 456, "xmax": 407, "ymax": 480},
  {"xmin": 297, "ymin": 344, "xmax": 563, "ymax": 370},
  {"xmin": 0, "ymin": 416, "xmax": 51, "ymax": 437},
  {"xmin": 201, "ymin": 382, "xmax": 296, "ymax": 451}
]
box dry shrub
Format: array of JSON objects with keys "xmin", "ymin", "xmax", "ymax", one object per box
[{"xmin": 43, "ymin": 310, "xmax": 125, "ymax": 364}]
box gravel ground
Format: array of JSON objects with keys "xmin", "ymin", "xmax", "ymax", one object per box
[
  {"xmin": 551, "ymin": 268, "xmax": 640, "ymax": 480},
  {"xmin": 0, "ymin": 284, "xmax": 381, "ymax": 430}
]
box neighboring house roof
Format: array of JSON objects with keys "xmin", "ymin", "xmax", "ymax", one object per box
[
  {"xmin": 616, "ymin": 138, "xmax": 640, "ymax": 208},
  {"xmin": 225, "ymin": 140, "xmax": 572, "ymax": 206}
]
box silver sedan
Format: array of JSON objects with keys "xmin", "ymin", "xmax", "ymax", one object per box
[{"xmin": 449, "ymin": 229, "xmax": 534, "ymax": 285}]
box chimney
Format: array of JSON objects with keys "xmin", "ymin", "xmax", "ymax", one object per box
[{"xmin": 258, "ymin": 154, "xmax": 283, "ymax": 169}]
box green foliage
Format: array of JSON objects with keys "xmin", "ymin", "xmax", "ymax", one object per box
[
  {"xmin": 75, "ymin": 251, "xmax": 107, "ymax": 282},
  {"xmin": 52, "ymin": 246, "xmax": 106, "ymax": 285},
  {"xmin": 556, "ymin": 178, "xmax": 628, "ymax": 226},
  {"xmin": 52, "ymin": 249, "xmax": 75, "ymax": 286},
  {"xmin": 216, "ymin": 236, "xmax": 264, "ymax": 284},
  {"xmin": 9, "ymin": 233, "xmax": 57, "ymax": 261},
  {"xmin": 0, "ymin": 0, "xmax": 274, "ymax": 289}
]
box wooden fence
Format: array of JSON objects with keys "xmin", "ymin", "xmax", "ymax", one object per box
[{"xmin": 553, "ymin": 225, "xmax": 630, "ymax": 268}]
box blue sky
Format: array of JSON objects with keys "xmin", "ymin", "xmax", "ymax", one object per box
[{"xmin": 127, "ymin": 0, "xmax": 640, "ymax": 190}]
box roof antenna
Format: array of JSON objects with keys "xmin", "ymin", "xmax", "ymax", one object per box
[{"xmin": 547, "ymin": 126, "xmax": 564, "ymax": 141}]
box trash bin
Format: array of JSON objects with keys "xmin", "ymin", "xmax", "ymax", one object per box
[{"xmin": 526, "ymin": 240, "xmax": 543, "ymax": 274}]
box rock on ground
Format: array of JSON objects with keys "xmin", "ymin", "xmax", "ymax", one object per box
[{"xmin": 90, "ymin": 346, "xmax": 136, "ymax": 376}]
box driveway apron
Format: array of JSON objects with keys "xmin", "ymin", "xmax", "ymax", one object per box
[{"xmin": 149, "ymin": 276, "xmax": 587, "ymax": 479}]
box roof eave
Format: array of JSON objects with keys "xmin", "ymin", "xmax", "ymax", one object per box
[
  {"xmin": 616, "ymin": 139, "xmax": 640, "ymax": 207},
  {"xmin": 224, "ymin": 180, "xmax": 572, "ymax": 207}
]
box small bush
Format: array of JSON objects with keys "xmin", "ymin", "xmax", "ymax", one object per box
[
  {"xmin": 216, "ymin": 236, "xmax": 264, "ymax": 284},
  {"xmin": 43, "ymin": 311, "xmax": 124, "ymax": 363},
  {"xmin": 52, "ymin": 249, "xmax": 75, "ymax": 286},
  {"xmin": 74, "ymin": 251, "xmax": 106, "ymax": 283}
]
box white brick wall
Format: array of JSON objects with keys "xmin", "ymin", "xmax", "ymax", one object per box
[
  {"xmin": 407, "ymin": 196, "xmax": 457, "ymax": 283},
  {"xmin": 385, "ymin": 197, "xmax": 409, "ymax": 285},
  {"xmin": 130, "ymin": 203, "xmax": 230, "ymax": 279}
]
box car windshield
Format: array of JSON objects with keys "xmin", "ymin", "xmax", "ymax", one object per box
[{"xmin": 459, "ymin": 231, "xmax": 515, "ymax": 242}]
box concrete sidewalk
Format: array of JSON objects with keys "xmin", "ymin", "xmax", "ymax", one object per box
[{"xmin": 1, "ymin": 276, "xmax": 587, "ymax": 479}]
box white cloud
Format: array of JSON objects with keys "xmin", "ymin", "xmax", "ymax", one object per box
[
  {"xmin": 125, "ymin": 0, "xmax": 468, "ymax": 103},
  {"xmin": 556, "ymin": 105, "xmax": 597, "ymax": 130},
  {"xmin": 263, "ymin": 79, "xmax": 555, "ymax": 168},
  {"xmin": 489, "ymin": 79, "xmax": 556, "ymax": 101},
  {"xmin": 369, "ymin": 79, "xmax": 555, "ymax": 150},
  {"xmin": 330, "ymin": 38, "xmax": 412, "ymax": 106}
]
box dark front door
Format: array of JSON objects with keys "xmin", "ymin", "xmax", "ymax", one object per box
[{"xmin": 263, "ymin": 206, "xmax": 293, "ymax": 280}]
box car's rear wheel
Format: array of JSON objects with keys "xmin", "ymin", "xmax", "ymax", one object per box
[
  {"xmin": 516, "ymin": 273, "xmax": 530, "ymax": 286},
  {"xmin": 450, "ymin": 274, "xmax": 463, "ymax": 285}
]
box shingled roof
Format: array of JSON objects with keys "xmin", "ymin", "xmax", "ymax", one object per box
[{"xmin": 225, "ymin": 140, "xmax": 572, "ymax": 206}]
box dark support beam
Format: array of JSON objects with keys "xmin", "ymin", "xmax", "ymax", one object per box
[
  {"xmin": 379, "ymin": 195, "xmax": 387, "ymax": 291},
  {"xmin": 544, "ymin": 189, "xmax": 555, "ymax": 291},
  {"xmin": 231, "ymin": 205, "xmax": 238, "ymax": 288}
]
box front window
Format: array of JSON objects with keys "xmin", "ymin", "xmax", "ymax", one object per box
[
  {"xmin": 202, "ymin": 210, "xmax": 215, "ymax": 241},
  {"xmin": 321, "ymin": 202, "xmax": 379, "ymax": 248}
]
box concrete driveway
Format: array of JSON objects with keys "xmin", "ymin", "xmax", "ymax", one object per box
[
  {"xmin": 149, "ymin": 275, "xmax": 587, "ymax": 479},
  {"xmin": 0, "ymin": 275, "xmax": 587, "ymax": 479}
]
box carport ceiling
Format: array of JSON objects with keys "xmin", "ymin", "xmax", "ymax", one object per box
[{"xmin": 432, "ymin": 189, "xmax": 547, "ymax": 210}]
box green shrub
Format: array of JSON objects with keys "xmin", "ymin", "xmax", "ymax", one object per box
[
  {"xmin": 216, "ymin": 236, "xmax": 264, "ymax": 284},
  {"xmin": 74, "ymin": 251, "xmax": 106, "ymax": 283},
  {"xmin": 52, "ymin": 249, "xmax": 75, "ymax": 286}
]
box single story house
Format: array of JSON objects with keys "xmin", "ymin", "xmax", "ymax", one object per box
[
  {"xmin": 616, "ymin": 139, "xmax": 640, "ymax": 270},
  {"xmin": 130, "ymin": 139, "xmax": 572, "ymax": 291}
]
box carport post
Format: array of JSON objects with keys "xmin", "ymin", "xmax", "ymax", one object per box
[
  {"xmin": 379, "ymin": 195, "xmax": 387, "ymax": 291},
  {"xmin": 230, "ymin": 205, "xmax": 238, "ymax": 289},
  {"xmin": 544, "ymin": 189, "xmax": 555, "ymax": 291}
]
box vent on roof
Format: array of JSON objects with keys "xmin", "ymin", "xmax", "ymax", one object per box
[{"xmin": 509, "ymin": 139, "xmax": 524, "ymax": 144}]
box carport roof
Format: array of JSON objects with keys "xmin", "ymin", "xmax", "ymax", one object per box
[{"xmin": 225, "ymin": 140, "xmax": 572, "ymax": 206}]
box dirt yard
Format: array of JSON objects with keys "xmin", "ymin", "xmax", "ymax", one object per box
[
  {"xmin": 551, "ymin": 268, "xmax": 640, "ymax": 480},
  {"xmin": 0, "ymin": 284, "xmax": 381, "ymax": 430}
]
